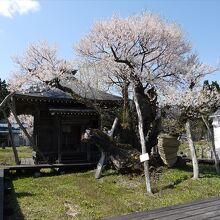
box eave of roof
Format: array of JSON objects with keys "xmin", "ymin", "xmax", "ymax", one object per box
[
  {"xmin": 13, "ymin": 77, "xmax": 122, "ymax": 103},
  {"xmin": 14, "ymin": 89, "xmax": 122, "ymax": 104},
  {"xmin": 49, "ymin": 108, "xmax": 98, "ymax": 116}
]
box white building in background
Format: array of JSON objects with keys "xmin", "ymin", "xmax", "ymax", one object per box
[
  {"xmin": 0, "ymin": 122, "xmax": 30, "ymax": 147},
  {"xmin": 211, "ymin": 108, "xmax": 220, "ymax": 155}
]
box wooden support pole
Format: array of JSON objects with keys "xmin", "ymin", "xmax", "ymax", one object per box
[
  {"xmin": 0, "ymin": 92, "xmax": 15, "ymax": 109},
  {"xmin": 108, "ymin": 117, "xmax": 118, "ymax": 138},
  {"xmin": 95, "ymin": 151, "xmax": 106, "ymax": 179},
  {"xmin": 1, "ymin": 109, "xmax": 19, "ymax": 165},
  {"xmin": 95, "ymin": 117, "xmax": 118, "ymax": 179}
]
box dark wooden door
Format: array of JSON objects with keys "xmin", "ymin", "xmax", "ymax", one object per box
[
  {"xmin": 60, "ymin": 124, "xmax": 87, "ymax": 163},
  {"xmin": 61, "ymin": 124, "xmax": 81, "ymax": 153}
]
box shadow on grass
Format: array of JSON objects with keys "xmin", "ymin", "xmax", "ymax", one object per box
[
  {"xmin": 199, "ymin": 164, "xmax": 220, "ymax": 178},
  {"xmin": 153, "ymin": 174, "xmax": 189, "ymax": 193},
  {"xmin": 4, "ymin": 177, "xmax": 25, "ymax": 220},
  {"xmin": 4, "ymin": 166, "xmax": 96, "ymax": 219},
  {"xmin": 15, "ymin": 192, "xmax": 35, "ymax": 199},
  {"xmin": 174, "ymin": 163, "xmax": 220, "ymax": 178},
  {"xmin": 9, "ymin": 166, "xmax": 96, "ymax": 180},
  {"xmin": 102, "ymin": 170, "xmax": 119, "ymax": 177},
  {"xmin": 173, "ymin": 164, "xmax": 193, "ymax": 172},
  {"xmin": 153, "ymin": 163, "xmax": 220, "ymax": 193},
  {"xmin": 161, "ymin": 175, "xmax": 189, "ymax": 190},
  {"xmin": 152, "ymin": 163, "xmax": 220, "ymax": 194}
]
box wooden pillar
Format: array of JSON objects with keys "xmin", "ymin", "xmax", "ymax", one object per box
[
  {"xmin": 8, "ymin": 97, "xmax": 48, "ymax": 163},
  {"xmin": 33, "ymin": 109, "xmax": 40, "ymax": 150},
  {"xmin": 86, "ymin": 137, "xmax": 91, "ymax": 162},
  {"xmin": 1, "ymin": 109, "xmax": 19, "ymax": 165},
  {"xmin": 56, "ymin": 116, "xmax": 61, "ymax": 163}
]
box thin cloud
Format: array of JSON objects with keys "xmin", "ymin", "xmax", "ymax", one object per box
[{"xmin": 0, "ymin": 0, "xmax": 40, "ymax": 18}]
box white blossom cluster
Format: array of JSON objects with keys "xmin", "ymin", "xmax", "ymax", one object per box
[
  {"xmin": 75, "ymin": 12, "xmax": 191, "ymax": 90},
  {"xmin": 160, "ymin": 54, "xmax": 219, "ymax": 118},
  {"xmin": 8, "ymin": 12, "xmax": 219, "ymax": 120},
  {"xmin": 9, "ymin": 41, "xmax": 76, "ymax": 92}
]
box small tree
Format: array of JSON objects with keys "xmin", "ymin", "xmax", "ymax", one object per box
[
  {"xmin": 0, "ymin": 78, "xmax": 9, "ymax": 149},
  {"xmin": 201, "ymin": 80, "xmax": 220, "ymax": 174},
  {"xmin": 164, "ymin": 54, "xmax": 219, "ymax": 178},
  {"xmin": 0, "ymin": 78, "xmax": 10, "ymax": 119}
]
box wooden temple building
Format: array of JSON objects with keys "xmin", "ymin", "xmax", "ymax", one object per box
[{"xmin": 10, "ymin": 85, "xmax": 121, "ymax": 165}]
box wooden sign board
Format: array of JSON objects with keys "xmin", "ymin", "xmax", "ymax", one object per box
[{"xmin": 140, "ymin": 153, "xmax": 149, "ymax": 162}]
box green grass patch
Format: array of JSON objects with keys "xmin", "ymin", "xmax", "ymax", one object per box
[
  {"xmin": 8, "ymin": 164, "xmax": 220, "ymax": 220},
  {"xmin": 2, "ymin": 145, "xmax": 218, "ymax": 219},
  {"xmin": 0, "ymin": 146, "xmax": 32, "ymax": 166},
  {"xmin": 179, "ymin": 140, "xmax": 211, "ymax": 158}
]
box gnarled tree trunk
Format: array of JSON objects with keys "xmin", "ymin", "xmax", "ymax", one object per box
[
  {"xmin": 83, "ymin": 129, "xmax": 143, "ymax": 172},
  {"xmin": 122, "ymin": 81, "xmax": 129, "ymax": 126}
]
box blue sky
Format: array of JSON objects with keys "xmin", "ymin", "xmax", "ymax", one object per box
[{"xmin": 0, "ymin": 0, "xmax": 220, "ymax": 83}]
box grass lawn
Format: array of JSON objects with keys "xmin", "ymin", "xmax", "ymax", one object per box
[
  {"xmin": 179, "ymin": 140, "xmax": 211, "ymax": 158},
  {"xmin": 2, "ymin": 145, "xmax": 219, "ymax": 219},
  {"xmin": 0, "ymin": 146, "xmax": 32, "ymax": 166},
  {"xmin": 7, "ymin": 165, "xmax": 220, "ymax": 220}
]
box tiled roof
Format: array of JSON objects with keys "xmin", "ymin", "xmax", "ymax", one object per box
[{"xmin": 14, "ymin": 79, "xmax": 121, "ymax": 102}]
